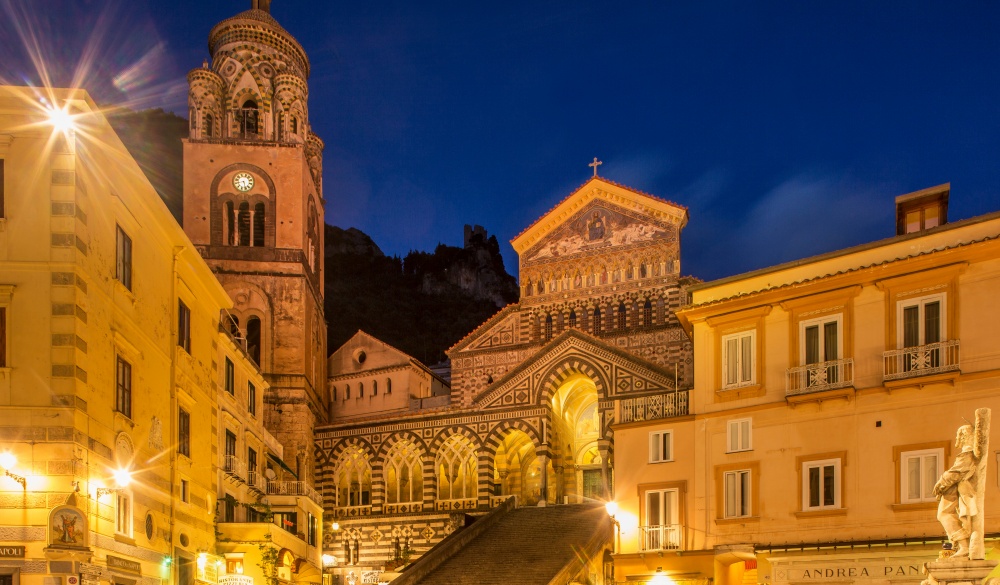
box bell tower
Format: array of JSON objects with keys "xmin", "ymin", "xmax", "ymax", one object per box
[{"xmin": 182, "ymin": 2, "xmax": 327, "ymax": 483}]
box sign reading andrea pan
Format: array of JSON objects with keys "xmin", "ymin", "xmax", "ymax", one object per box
[{"xmin": 768, "ymin": 557, "xmax": 932, "ymax": 584}]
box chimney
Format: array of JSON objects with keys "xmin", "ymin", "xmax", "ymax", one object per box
[{"xmin": 895, "ymin": 183, "xmax": 949, "ymax": 236}]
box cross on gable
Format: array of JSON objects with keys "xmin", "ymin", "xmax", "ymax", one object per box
[{"xmin": 588, "ymin": 157, "xmax": 602, "ymax": 177}]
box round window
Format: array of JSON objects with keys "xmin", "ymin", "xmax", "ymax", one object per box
[
  {"xmin": 145, "ymin": 513, "xmax": 154, "ymax": 541},
  {"xmin": 355, "ymin": 350, "xmax": 366, "ymax": 364}
]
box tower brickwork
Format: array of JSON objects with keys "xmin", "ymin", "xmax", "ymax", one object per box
[{"xmin": 182, "ymin": 4, "xmax": 327, "ymax": 484}]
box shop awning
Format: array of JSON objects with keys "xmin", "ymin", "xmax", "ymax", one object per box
[{"xmin": 267, "ymin": 453, "xmax": 298, "ymax": 479}]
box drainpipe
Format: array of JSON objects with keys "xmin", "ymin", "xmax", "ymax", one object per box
[{"xmin": 168, "ymin": 245, "xmax": 183, "ymax": 584}]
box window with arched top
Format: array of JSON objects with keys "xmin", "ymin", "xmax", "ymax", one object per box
[
  {"xmin": 246, "ymin": 316, "xmax": 261, "ymax": 365},
  {"xmin": 372, "ymin": 380, "xmax": 378, "ymax": 396},
  {"xmin": 291, "ymin": 116, "xmax": 299, "ymax": 135},
  {"xmin": 345, "ymin": 384, "xmax": 350, "ymax": 400},
  {"xmin": 358, "ymin": 382, "xmax": 364, "ymax": 398},
  {"xmin": 617, "ymin": 302, "xmax": 627, "ymax": 329},
  {"xmin": 593, "ymin": 308, "xmax": 602, "ymax": 336},
  {"xmin": 437, "ymin": 435, "xmax": 477, "ymax": 501},
  {"xmin": 237, "ymin": 202, "xmax": 251, "ymax": 246},
  {"xmin": 225, "ymin": 201, "xmax": 236, "ymax": 245},
  {"xmin": 204, "ymin": 113, "xmax": 214, "ymax": 138},
  {"xmin": 333, "ymin": 446, "xmax": 371, "ymax": 508},
  {"xmin": 253, "ymin": 202, "xmax": 265, "ymax": 247},
  {"xmin": 386, "ymin": 378, "xmax": 392, "ymax": 394},
  {"xmin": 643, "ymin": 300, "xmax": 653, "ymax": 327},
  {"xmin": 384, "ymin": 440, "xmax": 422, "ymax": 504},
  {"xmin": 239, "ymin": 99, "xmax": 259, "ymax": 138},
  {"xmin": 544, "ymin": 315, "xmax": 553, "ymax": 341},
  {"xmin": 569, "ymin": 310, "xmax": 577, "ymax": 329}
]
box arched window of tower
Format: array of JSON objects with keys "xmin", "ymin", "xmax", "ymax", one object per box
[
  {"xmin": 239, "ymin": 99, "xmax": 259, "ymax": 139},
  {"xmin": 204, "ymin": 112, "xmax": 214, "ymax": 138},
  {"xmin": 643, "ymin": 300, "xmax": 653, "ymax": 327},
  {"xmin": 253, "ymin": 202, "xmax": 265, "ymax": 247},
  {"xmin": 592, "ymin": 308, "xmax": 601, "ymax": 336},
  {"xmin": 246, "ymin": 316, "xmax": 261, "ymax": 365},
  {"xmin": 224, "ymin": 201, "xmax": 236, "ymax": 245},
  {"xmin": 237, "ymin": 202, "xmax": 251, "ymax": 246}
]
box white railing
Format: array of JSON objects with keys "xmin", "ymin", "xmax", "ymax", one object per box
[
  {"xmin": 640, "ymin": 524, "xmax": 681, "ymax": 551},
  {"xmin": 224, "ymin": 455, "xmax": 246, "ymax": 481},
  {"xmin": 266, "ymin": 480, "xmax": 324, "ymax": 506},
  {"xmin": 786, "ymin": 358, "xmax": 854, "ymax": 396},
  {"xmin": 620, "ymin": 391, "xmax": 689, "ymax": 424},
  {"xmin": 883, "ymin": 340, "xmax": 960, "ymax": 381},
  {"xmin": 435, "ymin": 498, "xmax": 477, "ymax": 511},
  {"xmin": 247, "ymin": 470, "xmax": 265, "ymax": 492}
]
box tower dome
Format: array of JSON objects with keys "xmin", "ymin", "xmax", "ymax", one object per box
[{"xmin": 187, "ymin": 1, "xmax": 314, "ymax": 143}]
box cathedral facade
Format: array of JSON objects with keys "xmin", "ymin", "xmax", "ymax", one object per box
[{"xmin": 317, "ymin": 177, "xmax": 697, "ymax": 574}]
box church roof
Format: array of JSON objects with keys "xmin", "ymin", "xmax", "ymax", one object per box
[
  {"xmin": 208, "ymin": 8, "xmax": 310, "ymax": 78},
  {"xmin": 511, "ymin": 176, "xmax": 688, "ymax": 246}
]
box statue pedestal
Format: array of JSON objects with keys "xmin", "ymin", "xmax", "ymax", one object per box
[{"xmin": 922, "ymin": 558, "xmax": 999, "ymax": 585}]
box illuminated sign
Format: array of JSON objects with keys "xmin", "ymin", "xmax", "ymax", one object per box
[
  {"xmin": 107, "ymin": 556, "xmax": 142, "ymax": 575},
  {"xmin": 218, "ymin": 575, "xmax": 254, "ymax": 585}
]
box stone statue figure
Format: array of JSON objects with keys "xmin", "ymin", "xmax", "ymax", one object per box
[{"xmin": 933, "ymin": 408, "xmax": 990, "ymax": 560}]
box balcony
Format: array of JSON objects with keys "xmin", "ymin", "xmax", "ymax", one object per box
[
  {"xmin": 266, "ymin": 480, "xmax": 324, "ymax": 506},
  {"xmin": 247, "ymin": 470, "xmax": 266, "ymax": 494},
  {"xmin": 883, "ymin": 340, "xmax": 960, "ymax": 382},
  {"xmin": 224, "ymin": 455, "xmax": 246, "ymax": 482},
  {"xmin": 619, "ymin": 391, "xmax": 689, "ymax": 424},
  {"xmin": 786, "ymin": 358, "xmax": 854, "ymax": 396},
  {"xmin": 639, "ymin": 524, "xmax": 681, "ymax": 552}
]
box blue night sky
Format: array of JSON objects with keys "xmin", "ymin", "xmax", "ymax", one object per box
[{"xmin": 3, "ymin": 1, "xmax": 1000, "ymax": 280}]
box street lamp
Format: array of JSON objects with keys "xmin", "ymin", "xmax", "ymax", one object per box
[
  {"xmin": 0, "ymin": 453, "xmax": 26, "ymax": 490},
  {"xmin": 96, "ymin": 467, "xmax": 132, "ymax": 497},
  {"xmin": 605, "ymin": 501, "xmax": 620, "ymax": 553},
  {"xmin": 650, "ymin": 567, "xmax": 672, "ymax": 585}
]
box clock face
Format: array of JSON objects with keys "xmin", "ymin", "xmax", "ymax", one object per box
[{"xmin": 233, "ymin": 172, "xmax": 254, "ymax": 192}]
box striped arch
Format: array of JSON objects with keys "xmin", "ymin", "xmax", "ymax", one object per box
[
  {"xmin": 228, "ymin": 60, "xmax": 270, "ymax": 108},
  {"xmin": 534, "ymin": 354, "xmax": 611, "ymax": 407},
  {"xmin": 372, "ymin": 431, "xmax": 426, "ymax": 512},
  {"xmin": 483, "ymin": 419, "xmax": 542, "ymax": 453}
]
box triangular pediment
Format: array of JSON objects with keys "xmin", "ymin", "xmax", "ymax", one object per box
[
  {"xmin": 328, "ymin": 330, "xmax": 416, "ymax": 375},
  {"xmin": 448, "ymin": 304, "xmax": 522, "ymax": 355},
  {"xmin": 511, "ymin": 177, "xmax": 688, "ymax": 262},
  {"xmin": 473, "ymin": 329, "xmax": 678, "ymax": 409}
]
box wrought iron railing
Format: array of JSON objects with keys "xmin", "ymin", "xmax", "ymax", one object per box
[
  {"xmin": 640, "ymin": 524, "xmax": 681, "ymax": 551},
  {"xmin": 266, "ymin": 480, "xmax": 324, "ymax": 506},
  {"xmin": 883, "ymin": 340, "xmax": 960, "ymax": 381},
  {"xmin": 620, "ymin": 391, "xmax": 689, "ymax": 424},
  {"xmin": 224, "ymin": 455, "xmax": 246, "ymax": 481},
  {"xmin": 786, "ymin": 358, "xmax": 854, "ymax": 396},
  {"xmin": 247, "ymin": 470, "xmax": 265, "ymax": 493}
]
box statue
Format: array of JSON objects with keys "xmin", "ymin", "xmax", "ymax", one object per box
[{"xmin": 933, "ymin": 408, "xmax": 990, "ymax": 561}]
